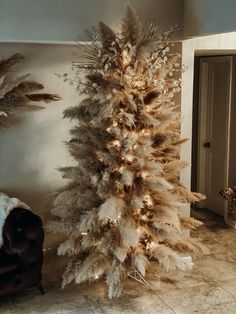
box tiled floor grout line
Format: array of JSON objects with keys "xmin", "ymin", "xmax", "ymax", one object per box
[
  {"xmin": 218, "ymin": 284, "xmax": 236, "ymax": 301},
  {"xmin": 83, "ymin": 295, "xmax": 102, "ymax": 314},
  {"xmin": 194, "ymin": 264, "xmax": 236, "ymax": 301},
  {"xmin": 152, "ymin": 280, "xmax": 236, "ymax": 314},
  {"xmin": 124, "ymin": 279, "xmax": 178, "ymax": 314},
  {"xmin": 147, "ymin": 285, "xmax": 178, "ymax": 314}
]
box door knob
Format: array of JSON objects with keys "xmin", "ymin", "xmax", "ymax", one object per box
[{"xmin": 204, "ymin": 142, "xmax": 210, "ymax": 148}]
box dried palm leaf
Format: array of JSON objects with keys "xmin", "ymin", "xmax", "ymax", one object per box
[
  {"xmin": 0, "ymin": 53, "xmax": 61, "ymax": 128},
  {"xmin": 12, "ymin": 81, "xmax": 44, "ymax": 94},
  {"xmin": 0, "ymin": 74, "xmax": 30, "ymax": 98},
  {"xmin": 0, "ymin": 53, "xmax": 24, "ymax": 77},
  {"xmin": 26, "ymin": 93, "xmax": 62, "ymax": 102}
]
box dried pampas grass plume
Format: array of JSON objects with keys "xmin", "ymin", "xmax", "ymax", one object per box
[{"xmin": 0, "ymin": 53, "xmax": 61, "ymax": 128}]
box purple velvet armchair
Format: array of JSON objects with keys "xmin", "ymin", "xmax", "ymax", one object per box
[{"xmin": 0, "ymin": 207, "xmax": 44, "ymax": 296}]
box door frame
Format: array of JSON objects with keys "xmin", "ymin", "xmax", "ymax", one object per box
[{"xmin": 197, "ymin": 56, "xmax": 233, "ymax": 223}]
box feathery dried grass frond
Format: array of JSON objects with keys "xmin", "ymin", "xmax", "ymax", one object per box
[
  {"xmin": 149, "ymin": 243, "xmax": 193, "ymax": 272},
  {"xmin": 98, "ymin": 196, "xmax": 125, "ymax": 221},
  {"xmin": 0, "ymin": 53, "xmax": 61, "ymax": 128},
  {"xmin": 75, "ymin": 252, "xmax": 107, "ymax": 284},
  {"xmin": 121, "ymin": 5, "xmax": 142, "ymax": 45},
  {"xmin": 98, "ymin": 22, "xmax": 117, "ymax": 51},
  {"xmin": 0, "ymin": 53, "xmax": 24, "ymax": 77},
  {"xmin": 180, "ymin": 217, "xmax": 203, "ymax": 230},
  {"xmin": 0, "ymin": 74, "xmax": 30, "ymax": 98},
  {"xmin": 173, "ymin": 237, "xmax": 209, "ymax": 255},
  {"xmin": 12, "ymin": 81, "xmax": 44, "ymax": 94},
  {"xmin": 174, "ymin": 185, "xmax": 206, "ymax": 203},
  {"xmin": 26, "ymin": 93, "xmax": 61, "ymax": 102},
  {"xmin": 134, "ymin": 253, "xmax": 149, "ymax": 276},
  {"xmin": 62, "ymin": 257, "xmax": 82, "ymax": 288},
  {"xmin": 106, "ymin": 262, "xmax": 127, "ymax": 299}
]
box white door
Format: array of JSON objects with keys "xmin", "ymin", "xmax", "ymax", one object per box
[{"xmin": 198, "ymin": 56, "xmax": 232, "ymax": 216}]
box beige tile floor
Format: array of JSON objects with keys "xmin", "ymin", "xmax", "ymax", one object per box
[{"xmin": 0, "ymin": 208, "xmax": 236, "ymax": 314}]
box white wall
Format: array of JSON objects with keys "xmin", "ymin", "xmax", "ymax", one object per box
[
  {"xmin": 0, "ymin": 0, "xmax": 184, "ymax": 42},
  {"xmin": 0, "ymin": 44, "xmax": 78, "ymax": 211},
  {"xmin": 184, "ymin": 0, "xmax": 236, "ymax": 37}
]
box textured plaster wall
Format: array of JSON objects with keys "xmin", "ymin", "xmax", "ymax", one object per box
[
  {"xmin": 0, "ymin": 44, "xmax": 78, "ymax": 209},
  {"xmin": 0, "ymin": 0, "xmax": 184, "ymax": 42}
]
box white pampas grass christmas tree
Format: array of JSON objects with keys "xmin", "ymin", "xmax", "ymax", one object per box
[{"xmin": 51, "ymin": 6, "xmax": 206, "ymax": 298}]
